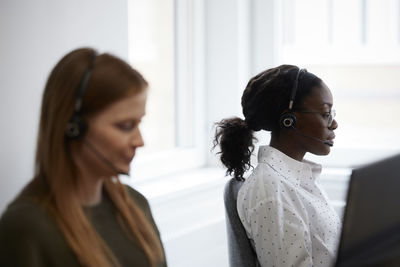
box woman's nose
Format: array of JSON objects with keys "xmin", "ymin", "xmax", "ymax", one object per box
[
  {"xmin": 131, "ymin": 128, "xmax": 144, "ymax": 148},
  {"xmin": 329, "ymin": 119, "xmax": 338, "ymax": 130}
]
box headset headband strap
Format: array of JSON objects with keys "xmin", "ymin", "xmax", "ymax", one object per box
[
  {"xmin": 288, "ymin": 68, "xmax": 304, "ymax": 111},
  {"xmin": 74, "ymin": 52, "xmax": 97, "ymax": 113}
]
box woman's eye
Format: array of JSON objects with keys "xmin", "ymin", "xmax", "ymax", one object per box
[
  {"xmin": 116, "ymin": 122, "xmax": 136, "ymax": 131},
  {"xmin": 322, "ymin": 113, "xmax": 330, "ymax": 119}
]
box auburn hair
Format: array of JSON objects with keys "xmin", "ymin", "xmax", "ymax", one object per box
[{"xmin": 30, "ymin": 48, "xmax": 164, "ymax": 266}]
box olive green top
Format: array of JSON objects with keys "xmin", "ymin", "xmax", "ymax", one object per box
[{"xmin": 0, "ymin": 185, "xmax": 166, "ymax": 267}]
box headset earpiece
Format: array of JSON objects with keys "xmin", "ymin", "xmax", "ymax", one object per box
[
  {"xmin": 65, "ymin": 114, "xmax": 87, "ymax": 139},
  {"xmin": 65, "ymin": 51, "xmax": 96, "ymax": 140},
  {"xmin": 280, "ymin": 112, "xmax": 297, "ymax": 128},
  {"xmin": 279, "ymin": 68, "xmax": 304, "ymax": 129}
]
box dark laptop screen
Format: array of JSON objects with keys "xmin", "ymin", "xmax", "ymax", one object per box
[{"xmin": 335, "ymin": 153, "xmax": 400, "ymax": 267}]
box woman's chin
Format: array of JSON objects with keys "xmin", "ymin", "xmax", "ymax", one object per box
[
  {"xmin": 311, "ymin": 146, "xmax": 331, "ymax": 156},
  {"xmin": 322, "ymin": 147, "xmax": 331, "ymax": 155},
  {"xmin": 118, "ymin": 165, "xmax": 131, "ymax": 175}
]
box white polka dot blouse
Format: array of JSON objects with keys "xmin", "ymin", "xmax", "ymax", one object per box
[{"xmin": 237, "ymin": 145, "xmax": 341, "ymax": 267}]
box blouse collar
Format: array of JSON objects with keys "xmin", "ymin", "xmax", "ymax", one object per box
[{"xmin": 257, "ymin": 145, "xmax": 322, "ymax": 187}]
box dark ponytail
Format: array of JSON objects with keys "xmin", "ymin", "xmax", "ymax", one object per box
[{"xmin": 213, "ymin": 117, "xmax": 256, "ymax": 181}]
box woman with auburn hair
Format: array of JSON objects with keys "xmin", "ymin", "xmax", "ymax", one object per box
[
  {"xmin": 0, "ymin": 48, "xmax": 166, "ymax": 267},
  {"xmin": 214, "ymin": 65, "xmax": 341, "ymax": 266}
]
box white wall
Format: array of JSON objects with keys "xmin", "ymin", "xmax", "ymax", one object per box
[
  {"xmin": 205, "ymin": 0, "xmax": 280, "ymax": 166},
  {"xmin": 0, "ymin": 0, "xmax": 129, "ymax": 213},
  {"xmin": 204, "ymin": 0, "xmax": 244, "ymax": 154}
]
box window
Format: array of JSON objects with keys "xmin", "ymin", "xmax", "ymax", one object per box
[
  {"xmin": 127, "ymin": 0, "xmax": 206, "ymax": 179},
  {"xmin": 125, "ymin": 2, "xmax": 214, "ymax": 266},
  {"xmin": 279, "ymin": 0, "xmax": 400, "ymax": 167},
  {"xmin": 128, "ymin": 0, "xmax": 175, "ymax": 154}
]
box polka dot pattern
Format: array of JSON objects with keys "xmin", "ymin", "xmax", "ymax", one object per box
[{"xmin": 237, "ymin": 146, "xmax": 341, "ymax": 267}]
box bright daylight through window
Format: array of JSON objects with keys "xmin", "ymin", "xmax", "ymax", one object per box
[
  {"xmin": 128, "ymin": 0, "xmax": 175, "ymax": 155},
  {"xmin": 280, "ymin": 0, "xmax": 400, "ymax": 167}
]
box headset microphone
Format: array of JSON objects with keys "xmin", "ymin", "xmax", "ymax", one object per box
[
  {"xmin": 84, "ymin": 140, "xmax": 130, "ymax": 176},
  {"xmin": 291, "ymin": 127, "xmax": 333, "ymax": 147}
]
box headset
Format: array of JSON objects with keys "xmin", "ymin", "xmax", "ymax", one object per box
[
  {"xmin": 65, "ymin": 52, "xmax": 97, "ymax": 139},
  {"xmin": 279, "ymin": 68, "xmax": 333, "ymax": 146},
  {"xmin": 279, "ymin": 68, "xmax": 304, "ymax": 129}
]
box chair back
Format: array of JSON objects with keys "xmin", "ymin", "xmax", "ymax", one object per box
[{"xmin": 224, "ymin": 178, "xmax": 259, "ymax": 267}]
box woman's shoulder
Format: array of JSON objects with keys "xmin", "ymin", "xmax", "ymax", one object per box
[
  {"xmin": 1, "ymin": 179, "xmax": 53, "ymax": 226},
  {"xmin": 0, "ymin": 194, "xmax": 81, "ymax": 267},
  {"xmin": 239, "ymin": 163, "xmax": 297, "ymax": 208},
  {"xmin": 0, "ymin": 196, "xmax": 58, "ymax": 258},
  {"xmin": 124, "ymin": 185, "xmax": 151, "ymax": 211},
  {"xmin": 0, "ymin": 195, "xmax": 53, "ymax": 239},
  {"xmin": 243, "ymin": 163, "xmax": 282, "ymax": 190},
  {"xmin": 123, "ymin": 185, "xmax": 159, "ymax": 230}
]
